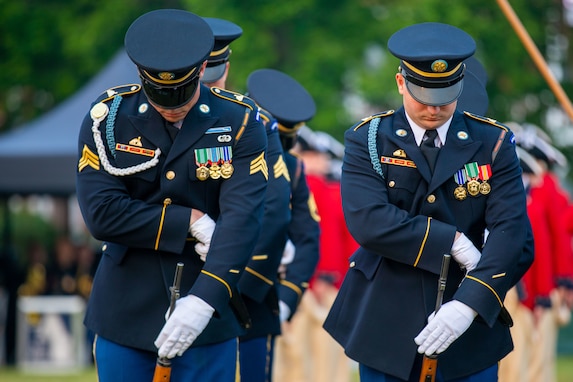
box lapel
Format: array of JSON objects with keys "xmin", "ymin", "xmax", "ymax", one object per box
[
  {"xmin": 429, "ymin": 112, "xmax": 481, "ymax": 191},
  {"xmin": 128, "ymin": 109, "xmax": 172, "ymax": 155},
  {"xmin": 386, "ymin": 109, "xmax": 432, "ymax": 183},
  {"xmin": 385, "ymin": 110, "xmax": 482, "ymax": 190}
]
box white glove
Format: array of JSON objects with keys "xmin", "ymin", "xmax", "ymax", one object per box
[
  {"xmin": 281, "ymin": 239, "xmax": 296, "ymax": 266},
  {"xmin": 154, "ymin": 295, "xmax": 214, "ymax": 359},
  {"xmin": 450, "ymin": 233, "xmax": 481, "ymax": 272},
  {"xmin": 279, "ymin": 300, "xmax": 291, "ymax": 323},
  {"xmin": 189, "ymin": 214, "xmax": 216, "ymax": 261},
  {"xmin": 414, "ymin": 300, "xmax": 477, "ymax": 356}
]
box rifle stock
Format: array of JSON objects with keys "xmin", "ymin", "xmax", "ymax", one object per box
[
  {"xmin": 153, "ymin": 262, "xmax": 184, "ymax": 382},
  {"xmin": 419, "ymin": 254, "xmax": 451, "ymax": 382}
]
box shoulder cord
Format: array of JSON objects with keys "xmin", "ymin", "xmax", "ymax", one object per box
[
  {"xmin": 90, "ymin": 97, "xmax": 161, "ymax": 176},
  {"xmin": 105, "ymin": 96, "xmax": 121, "ymax": 157},
  {"xmin": 368, "ymin": 117, "xmax": 384, "ymax": 179}
]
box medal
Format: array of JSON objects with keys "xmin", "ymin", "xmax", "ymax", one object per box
[
  {"xmin": 478, "ymin": 164, "xmax": 492, "ymax": 195},
  {"xmin": 209, "ymin": 164, "xmax": 221, "ymax": 179},
  {"xmin": 464, "ymin": 162, "xmax": 480, "ymax": 197},
  {"xmin": 220, "ymin": 146, "xmax": 234, "ymax": 179},
  {"xmin": 207, "ymin": 147, "xmax": 222, "ymax": 179},
  {"xmin": 221, "ymin": 163, "xmax": 234, "ymax": 178},
  {"xmin": 195, "ymin": 148, "xmax": 210, "ymax": 181},
  {"xmin": 196, "ymin": 166, "xmax": 209, "ymax": 181},
  {"xmin": 453, "ymin": 169, "xmax": 467, "ymax": 201}
]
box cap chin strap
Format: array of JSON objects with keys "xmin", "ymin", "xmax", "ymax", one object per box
[{"xmin": 401, "ymin": 69, "xmax": 465, "ymax": 89}]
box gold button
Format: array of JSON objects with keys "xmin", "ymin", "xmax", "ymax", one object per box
[
  {"xmin": 166, "ymin": 170, "xmax": 175, "ymax": 180},
  {"xmin": 350, "ymin": 261, "xmax": 356, "ymax": 268},
  {"xmin": 427, "ymin": 194, "xmax": 436, "ymax": 203},
  {"xmin": 388, "ymin": 180, "xmax": 396, "ymax": 187},
  {"xmin": 164, "ymin": 198, "xmax": 172, "ymax": 205}
]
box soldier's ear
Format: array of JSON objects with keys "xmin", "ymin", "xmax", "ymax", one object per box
[{"xmin": 396, "ymin": 73, "xmax": 406, "ymax": 95}]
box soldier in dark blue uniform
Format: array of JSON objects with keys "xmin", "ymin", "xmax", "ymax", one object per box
[
  {"xmin": 75, "ymin": 9, "xmax": 268, "ymax": 382},
  {"xmin": 199, "ymin": 18, "xmax": 292, "ymax": 382},
  {"xmin": 200, "ymin": 17, "xmax": 243, "ymax": 88},
  {"xmin": 323, "ymin": 22, "xmax": 533, "ymax": 381},
  {"xmin": 244, "ymin": 68, "xmax": 320, "ymax": 381}
]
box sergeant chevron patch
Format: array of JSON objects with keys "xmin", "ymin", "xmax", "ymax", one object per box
[
  {"xmin": 78, "ymin": 145, "xmax": 100, "ymax": 172},
  {"xmin": 250, "ymin": 152, "xmax": 268, "ymax": 180},
  {"xmin": 273, "ymin": 155, "xmax": 290, "ymax": 181}
]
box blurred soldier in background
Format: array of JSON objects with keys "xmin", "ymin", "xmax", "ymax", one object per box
[
  {"xmin": 247, "ymin": 68, "xmax": 321, "ymax": 382},
  {"xmin": 274, "ymin": 125, "xmax": 358, "ymax": 382},
  {"xmin": 200, "ymin": 17, "xmax": 292, "ymax": 382},
  {"xmin": 201, "ymin": 18, "xmax": 295, "ymax": 381},
  {"xmin": 499, "ymin": 123, "xmax": 573, "ymax": 382}
]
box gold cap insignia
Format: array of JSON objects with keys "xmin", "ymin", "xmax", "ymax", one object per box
[
  {"xmin": 158, "ymin": 72, "xmax": 175, "ymax": 80},
  {"xmin": 431, "ymin": 60, "xmax": 448, "ymax": 73}
]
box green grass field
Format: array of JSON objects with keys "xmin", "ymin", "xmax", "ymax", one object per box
[
  {"xmin": 3, "ymin": 319, "xmax": 573, "ymax": 381},
  {"xmin": 0, "ymin": 356, "xmax": 572, "ymax": 382}
]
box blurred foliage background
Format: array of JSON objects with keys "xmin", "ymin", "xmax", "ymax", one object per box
[{"xmin": 2, "ymin": 0, "xmax": 573, "ymax": 145}]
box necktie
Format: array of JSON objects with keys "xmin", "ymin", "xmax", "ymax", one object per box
[
  {"xmin": 165, "ymin": 121, "xmax": 180, "ymax": 141},
  {"xmin": 421, "ymin": 129, "xmax": 439, "ymax": 172}
]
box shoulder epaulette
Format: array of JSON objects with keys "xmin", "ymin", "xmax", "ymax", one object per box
[
  {"xmin": 354, "ymin": 110, "xmax": 394, "ymax": 131},
  {"xmin": 257, "ymin": 106, "xmax": 274, "ymax": 125},
  {"xmin": 463, "ymin": 111, "xmax": 508, "ymax": 132},
  {"xmin": 95, "ymin": 84, "xmax": 141, "ymax": 104},
  {"xmin": 210, "ymin": 87, "xmax": 257, "ymax": 111}
]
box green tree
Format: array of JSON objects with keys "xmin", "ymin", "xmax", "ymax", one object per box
[{"xmin": 1, "ymin": 0, "xmax": 571, "ymax": 150}]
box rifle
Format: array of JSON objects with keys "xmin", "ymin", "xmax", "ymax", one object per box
[
  {"xmin": 419, "ymin": 254, "xmax": 451, "ymax": 382},
  {"xmin": 152, "ymin": 262, "xmax": 184, "ymax": 382}
]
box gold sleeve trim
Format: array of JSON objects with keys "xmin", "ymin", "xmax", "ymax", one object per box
[
  {"xmin": 235, "ymin": 107, "xmax": 251, "ymax": 143},
  {"xmin": 201, "ymin": 270, "xmax": 233, "ymax": 298},
  {"xmin": 308, "ymin": 192, "xmax": 321, "ymax": 222},
  {"xmin": 465, "ymin": 275, "xmax": 503, "ymax": 307},
  {"xmin": 251, "ymin": 255, "xmax": 268, "ymax": 260},
  {"xmin": 245, "ymin": 267, "xmax": 273, "ymax": 286},
  {"xmin": 280, "ymin": 280, "xmax": 303, "ymax": 299},
  {"xmin": 414, "ymin": 217, "xmax": 432, "ymax": 267},
  {"xmin": 154, "ymin": 199, "xmax": 171, "ymax": 250}
]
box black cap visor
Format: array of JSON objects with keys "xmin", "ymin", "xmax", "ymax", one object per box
[
  {"xmin": 201, "ymin": 63, "xmax": 227, "ymax": 83},
  {"xmin": 141, "ymin": 74, "xmax": 200, "ymax": 109}
]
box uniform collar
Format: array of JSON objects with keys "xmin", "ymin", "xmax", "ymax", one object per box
[{"xmin": 405, "ymin": 111, "xmax": 452, "ymax": 147}]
